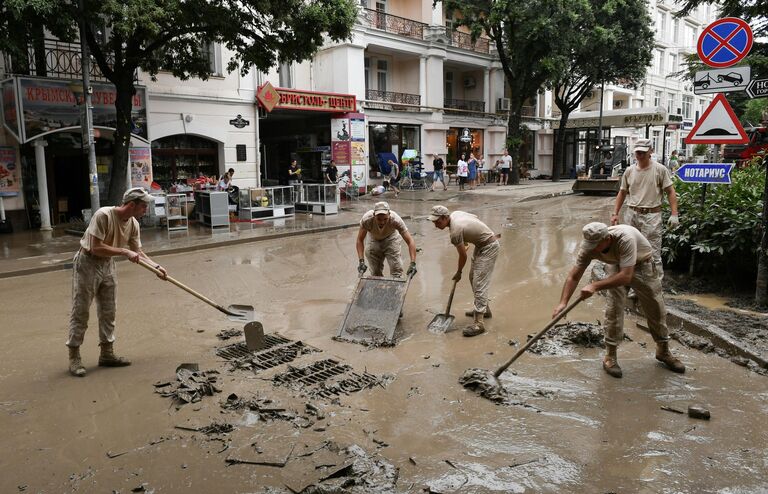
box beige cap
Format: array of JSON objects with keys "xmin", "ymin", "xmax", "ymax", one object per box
[
  {"xmin": 427, "ymin": 205, "xmax": 450, "ymax": 222},
  {"xmin": 122, "ymin": 187, "xmax": 152, "ymax": 204},
  {"xmin": 634, "ymin": 138, "xmax": 653, "ymax": 153},
  {"xmin": 581, "ymin": 222, "xmax": 610, "ymax": 251},
  {"xmin": 373, "ymin": 201, "xmax": 390, "ymax": 215}
]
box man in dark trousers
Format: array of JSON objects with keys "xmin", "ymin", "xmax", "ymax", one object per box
[
  {"xmin": 325, "ymin": 160, "xmax": 339, "ymax": 184},
  {"xmin": 430, "ymin": 153, "xmax": 447, "ymax": 191}
]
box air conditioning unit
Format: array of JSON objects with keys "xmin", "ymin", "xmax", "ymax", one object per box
[
  {"xmin": 613, "ymin": 100, "xmax": 624, "ymax": 108},
  {"xmin": 497, "ymin": 98, "xmax": 510, "ymax": 111},
  {"xmin": 463, "ymin": 76, "xmax": 476, "ymax": 89}
]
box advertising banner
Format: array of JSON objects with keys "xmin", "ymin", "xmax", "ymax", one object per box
[
  {"xmin": 129, "ymin": 147, "xmax": 153, "ymax": 189},
  {"xmin": 0, "ymin": 146, "xmax": 20, "ymax": 195},
  {"xmin": 18, "ymin": 77, "xmax": 148, "ymax": 142},
  {"xmin": 332, "ymin": 141, "xmax": 351, "ymax": 166}
]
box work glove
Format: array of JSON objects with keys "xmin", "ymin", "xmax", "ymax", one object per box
[
  {"xmin": 406, "ymin": 262, "xmax": 417, "ymax": 278},
  {"xmin": 452, "ymin": 270, "xmax": 462, "ymax": 282},
  {"xmin": 667, "ymin": 214, "xmax": 680, "ymax": 227},
  {"xmin": 358, "ymin": 259, "xmax": 367, "ymax": 275}
]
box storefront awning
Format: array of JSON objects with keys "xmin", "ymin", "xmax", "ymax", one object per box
[{"xmin": 551, "ymin": 106, "xmax": 677, "ymax": 130}]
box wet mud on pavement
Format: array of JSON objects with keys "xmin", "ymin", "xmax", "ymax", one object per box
[{"xmin": 1, "ymin": 194, "xmax": 767, "ymax": 492}]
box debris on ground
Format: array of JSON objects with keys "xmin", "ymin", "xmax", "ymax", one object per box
[
  {"xmin": 154, "ymin": 365, "xmax": 221, "ymax": 404},
  {"xmin": 670, "ymin": 330, "xmax": 718, "ymax": 354},
  {"xmin": 272, "ymin": 359, "xmax": 392, "ymax": 399},
  {"xmin": 527, "ymin": 321, "xmax": 605, "ymax": 356},
  {"xmin": 217, "ymin": 328, "xmax": 243, "ymax": 340},
  {"xmin": 221, "ymin": 393, "xmax": 318, "ymax": 428},
  {"xmin": 688, "ymin": 405, "xmax": 711, "ymax": 420},
  {"xmin": 660, "ymin": 405, "xmax": 685, "ymax": 414},
  {"xmin": 458, "ymin": 368, "xmax": 508, "ymax": 403}
]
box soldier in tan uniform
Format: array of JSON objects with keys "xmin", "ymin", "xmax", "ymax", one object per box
[
  {"xmin": 67, "ymin": 188, "xmax": 167, "ymax": 377},
  {"xmin": 611, "ymin": 138, "xmax": 679, "ymax": 277},
  {"xmin": 554, "ymin": 222, "xmax": 685, "ymax": 378},
  {"xmin": 428, "ymin": 205, "xmax": 499, "ymax": 337},
  {"xmin": 356, "ymin": 201, "xmax": 417, "ymax": 278}
]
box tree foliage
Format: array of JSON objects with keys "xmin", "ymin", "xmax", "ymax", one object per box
[
  {"xmin": 438, "ymin": 0, "xmax": 583, "ymax": 184},
  {"xmin": 550, "ymin": 0, "xmax": 654, "ymax": 180},
  {"xmin": 0, "ymin": 0, "xmax": 357, "ymax": 205}
]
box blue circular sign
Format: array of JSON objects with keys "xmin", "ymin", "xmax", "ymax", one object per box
[{"xmin": 698, "ymin": 18, "xmax": 753, "ymax": 68}]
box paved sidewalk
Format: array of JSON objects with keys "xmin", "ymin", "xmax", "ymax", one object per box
[{"xmin": 0, "ymin": 179, "xmax": 574, "ymax": 278}]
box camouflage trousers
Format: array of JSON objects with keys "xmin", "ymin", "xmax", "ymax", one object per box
[
  {"xmin": 603, "ymin": 261, "xmax": 669, "ymax": 347},
  {"xmin": 624, "ymin": 209, "xmax": 663, "ymax": 277},
  {"xmin": 366, "ymin": 234, "xmax": 404, "ymax": 278},
  {"xmin": 470, "ymin": 240, "xmax": 500, "ymax": 313},
  {"xmin": 66, "ymin": 250, "xmax": 118, "ymax": 348}
]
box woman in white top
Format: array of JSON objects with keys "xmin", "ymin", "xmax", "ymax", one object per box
[{"xmin": 456, "ymin": 154, "xmax": 469, "ymax": 191}]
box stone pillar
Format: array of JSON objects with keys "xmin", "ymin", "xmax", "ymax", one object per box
[
  {"xmin": 419, "ymin": 56, "xmax": 427, "ymax": 108},
  {"xmin": 34, "ymin": 139, "xmax": 52, "ymax": 231},
  {"xmin": 484, "ymin": 68, "xmax": 491, "ymax": 113}
]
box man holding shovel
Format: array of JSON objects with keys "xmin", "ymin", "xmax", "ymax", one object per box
[
  {"xmin": 428, "ymin": 205, "xmax": 499, "ymax": 337},
  {"xmin": 553, "ymin": 222, "xmax": 685, "ymax": 378},
  {"xmin": 356, "ymin": 201, "xmax": 417, "ymax": 279},
  {"xmin": 66, "ymin": 187, "xmax": 168, "ymax": 377}
]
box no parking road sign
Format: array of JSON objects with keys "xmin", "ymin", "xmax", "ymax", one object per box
[
  {"xmin": 676, "ymin": 163, "xmax": 734, "ymax": 184},
  {"xmin": 698, "ymin": 18, "xmax": 753, "ymax": 68}
]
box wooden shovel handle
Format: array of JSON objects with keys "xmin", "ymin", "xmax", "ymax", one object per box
[
  {"xmin": 137, "ymin": 259, "xmax": 233, "ymax": 316},
  {"xmin": 493, "ymin": 297, "xmax": 583, "ymax": 378},
  {"xmin": 444, "ymin": 279, "xmax": 459, "ymax": 315}
]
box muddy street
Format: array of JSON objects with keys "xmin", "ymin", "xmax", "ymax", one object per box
[{"xmin": 1, "ymin": 194, "xmax": 767, "ymax": 493}]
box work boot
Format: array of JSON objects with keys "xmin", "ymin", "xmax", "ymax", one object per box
[
  {"xmin": 464, "ymin": 305, "xmax": 492, "ymax": 318},
  {"xmin": 68, "ymin": 346, "xmax": 86, "ymax": 377},
  {"xmin": 463, "ymin": 312, "xmax": 486, "ymax": 337},
  {"xmin": 655, "ymin": 342, "xmax": 686, "ymax": 373},
  {"xmin": 602, "ymin": 345, "xmax": 622, "ymax": 378},
  {"xmin": 98, "ymin": 342, "xmax": 132, "ymax": 367}
]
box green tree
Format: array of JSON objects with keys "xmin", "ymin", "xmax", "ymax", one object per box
[
  {"xmin": 438, "ymin": 0, "xmax": 583, "ymax": 184},
  {"xmin": 742, "ymin": 98, "xmax": 768, "ymax": 126},
  {"xmin": 0, "ymin": 0, "xmax": 357, "ymax": 205},
  {"xmin": 550, "ymin": 0, "xmax": 654, "ymax": 181}
]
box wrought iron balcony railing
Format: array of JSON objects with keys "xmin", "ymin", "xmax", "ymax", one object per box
[
  {"xmin": 366, "ymin": 89, "xmax": 421, "ymax": 106},
  {"xmin": 2, "ymin": 38, "xmax": 118, "ymax": 82},
  {"xmin": 449, "ymin": 30, "xmax": 491, "ymax": 54},
  {"xmin": 444, "ymin": 98, "xmax": 485, "ymax": 113},
  {"xmin": 360, "ymin": 8, "xmax": 426, "ymax": 41}
]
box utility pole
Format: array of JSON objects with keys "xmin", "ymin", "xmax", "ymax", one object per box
[{"xmin": 79, "ymin": 0, "xmax": 100, "ymax": 213}]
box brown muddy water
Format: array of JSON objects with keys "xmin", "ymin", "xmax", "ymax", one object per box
[{"xmin": 1, "ymin": 194, "xmax": 767, "ymax": 493}]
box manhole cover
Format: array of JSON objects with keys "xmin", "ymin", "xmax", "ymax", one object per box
[
  {"xmin": 273, "ymin": 359, "xmax": 386, "ymax": 397},
  {"xmin": 216, "ymin": 334, "xmax": 293, "ymax": 361}
]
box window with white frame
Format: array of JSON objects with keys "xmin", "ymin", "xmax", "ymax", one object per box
[
  {"xmin": 667, "ymin": 92, "xmax": 676, "ymax": 113},
  {"xmin": 364, "ymin": 58, "xmax": 370, "ymax": 93},
  {"xmin": 673, "ymin": 18, "xmax": 680, "ymax": 44},
  {"xmin": 658, "ymin": 11, "xmax": 667, "ymax": 40},
  {"xmin": 653, "ymin": 90, "xmax": 662, "ymax": 107},
  {"xmin": 654, "ymin": 49, "xmax": 664, "ymax": 75},
  {"xmin": 377, "ymin": 60, "xmax": 388, "ymax": 92},
  {"xmin": 669, "ymin": 53, "xmax": 678, "ymax": 74},
  {"xmin": 682, "ymin": 95, "xmax": 693, "ymax": 119},
  {"xmin": 279, "ymin": 62, "xmax": 293, "ymax": 88}
]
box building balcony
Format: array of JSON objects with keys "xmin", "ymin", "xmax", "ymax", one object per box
[
  {"xmin": 444, "ymin": 98, "xmax": 485, "ymax": 113},
  {"xmin": 360, "ymin": 9, "xmax": 426, "ymax": 41},
  {"xmin": 449, "ymin": 30, "xmax": 491, "ymax": 54},
  {"xmin": 1, "ymin": 38, "xmax": 120, "ymax": 82},
  {"xmin": 365, "ymin": 89, "xmax": 421, "ymax": 111}
]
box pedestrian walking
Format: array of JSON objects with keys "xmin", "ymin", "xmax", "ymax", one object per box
[
  {"xmin": 430, "ymin": 153, "xmax": 447, "ymax": 191},
  {"xmin": 456, "ymin": 155, "xmax": 468, "ymax": 191},
  {"xmin": 499, "ymin": 149, "xmax": 512, "ymax": 185},
  {"xmin": 668, "ymin": 150, "xmax": 680, "ymax": 172},
  {"xmin": 428, "ymin": 205, "xmax": 499, "ymax": 337},
  {"xmin": 66, "ymin": 187, "xmax": 168, "ymax": 377},
  {"xmin": 356, "ymin": 201, "xmax": 417, "ymax": 279},
  {"xmin": 611, "ymin": 138, "xmax": 679, "ymax": 278},
  {"xmin": 553, "ymin": 222, "xmax": 685, "ymax": 378},
  {"xmin": 387, "ymin": 160, "xmax": 401, "ymax": 197}
]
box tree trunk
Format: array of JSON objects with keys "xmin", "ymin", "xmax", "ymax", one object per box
[
  {"xmin": 756, "ymin": 157, "xmax": 768, "ymax": 306},
  {"xmin": 507, "ymin": 110, "xmax": 522, "ymax": 185},
  {"xmin": 107, "ymin": 81, "xmax": 136, "ymax": 205},
  {"xmin": 552, "ymin": 111, "xmax": 570, "ymax": 182}
]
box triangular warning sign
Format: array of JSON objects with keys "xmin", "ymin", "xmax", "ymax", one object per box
[{"xmin": 685, "ymin": 93, "xmax": 748, "ymax": 144}]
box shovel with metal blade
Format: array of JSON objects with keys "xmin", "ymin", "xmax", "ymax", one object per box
[
  {"xmin": 427, "ymin": 279, "xmax": 458, "ymax": 333},
  {"xmin": 138, "ymin": 259, "xmax": 254, "ymax": 322}
]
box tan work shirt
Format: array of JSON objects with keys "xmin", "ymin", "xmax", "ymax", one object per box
[
  {"xmin": 576, "ymin": 225, "xmax": 653, "ymax": 269},
  {"xmin": 360, "ymin": 210, "xmax": 408, "ymax": 241},
  {"xmin": 449, "ymin": 211, "xmax": 495, "ymax": 247},
  {"xmin": 619, "ymin": 161, "xmax": 673, "ymax": 208},
  {"xmin": 79, "ymin": 207, "xmax": 141, "ymax": 252}
]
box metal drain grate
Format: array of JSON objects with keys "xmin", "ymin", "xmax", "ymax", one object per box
[
  {"xmin": 273, "ymin": 359, "xmax": 384, "ymax": 397},
  {"xmin": 250, "ymin": 341, "xmax": 315, "ymax": 370},
  {"xmin": 216, "ymin": 334, "xmax": 293, "ymax": 361}
]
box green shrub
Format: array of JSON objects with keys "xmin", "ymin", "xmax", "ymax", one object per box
[{"xmin": 663, "ymin": 160, "xmax": 765, "ymax": 282}]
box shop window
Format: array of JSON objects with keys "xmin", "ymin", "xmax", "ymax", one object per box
[
  {"xmin": 368, "ymin": 123, "xmax": 421, "ymax": 174},
  {"xmin": 151, "ymin": 135, "xmax": 219, "ymax": 187}
]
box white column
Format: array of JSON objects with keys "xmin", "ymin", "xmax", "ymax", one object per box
[
  {"xmin": 34, "ymin": 139, "xmax": 52, "ymax": 231},
  {"xmin": 419, "ymin": 56, "xmax": 427, "ymax": 108},
  {"xmin": 484, "ymin": 68, "xmax": 491, "ymax": 113}
]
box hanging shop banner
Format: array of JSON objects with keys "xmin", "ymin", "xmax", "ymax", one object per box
[
  {"xmin": 257, "ymin": 82, "xmax": 356, "ymax": 113},
  {"xmin": 129, "ymin": 147, "xmax": 153, "ymax": 189},
  {"xmin": 1, "ymin": 79, "xmax": 21, "ymax": 141},
  {"xmin": 349, "ymin": 114, "xmax": 366, "ymax": 141},
  {"xmin": 0, "ymin": 146, "xmax": 20, "ymax": 195},
  {"xmin": 16, "ymin": 77, "xmax": 148, "ymax": 142}
]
